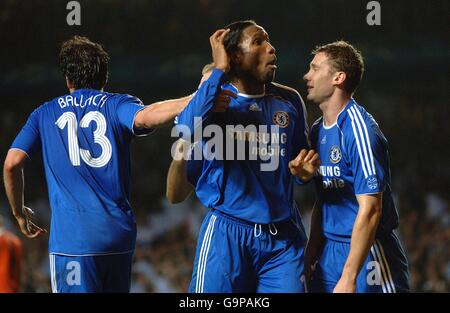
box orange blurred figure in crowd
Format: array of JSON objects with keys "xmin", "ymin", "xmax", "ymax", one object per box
[{"xmin": 0, "ymin": 215, "xmax": 22, "ymax": 293}]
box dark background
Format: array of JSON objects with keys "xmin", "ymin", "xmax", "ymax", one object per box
[{"xmin": 0, "ymin": 0, "xmax": 448, "ymax": 292}]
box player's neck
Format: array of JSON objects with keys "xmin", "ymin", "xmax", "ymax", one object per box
[
  {"xmin": 230, "ymin": 78, "xmax": 265, "ymax": 96},
  {"xmin": 320, "ymin": 94, "xmax": 351, "ymax": 127},
  {"xmin": 68, "ymin": 88, "xmax": 104, "ymax": 94}
]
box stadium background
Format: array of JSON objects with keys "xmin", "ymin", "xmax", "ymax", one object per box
[{"xmin": 0, "ymin": 0, "xmax": 448, "ymax": 292}]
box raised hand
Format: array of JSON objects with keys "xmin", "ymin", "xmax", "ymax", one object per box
[
  {"xmin": 209, "ymin": 29, "xmax": 231, "ymax": 73},
  {"xmin": 289, "ymin": 149, "xmax": 321, "ymax": 182}
]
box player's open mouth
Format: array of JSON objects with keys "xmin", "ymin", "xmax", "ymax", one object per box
[{"xmin": 266, "ymin": 58, "xmax": 277, "ymax": 69}]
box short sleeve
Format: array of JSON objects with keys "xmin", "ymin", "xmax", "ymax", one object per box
[
  {"xmin": 116, "ymin": 94, "xmax": 153, "ymax": 136},
  {"xmin": 10, "ymin": 108, "xmax": 42, "ymax": 157},
  {"xmin": 346, "ymin": 107, "xmax": 386, "ymax": 194}
]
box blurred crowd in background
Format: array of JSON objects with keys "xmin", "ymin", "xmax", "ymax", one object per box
[
  {"xmin": 0, "ymin": 0, "xmax": 448, "ymax": 292},
  {"xmin": 1, "ymin": 190, "xmax": 448, "ymax": 292}
]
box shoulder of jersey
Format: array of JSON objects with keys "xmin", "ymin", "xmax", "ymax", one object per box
[
  {"xmin": 102, "ymin": 92, "xmax": 125, "ymax": 100},
  {"xmin": 98, "ymin": 92, "xmax": 143, "ymax": 107},
  {"xmin": 311, "ymin": 116, "xmax": 323, "ymax": 130},
  {"xmin": 117, "ymin": 93, "xmax": 143, "ymax": 104},
  {"xmin": 47, "ymin": 92, "xmax": 71, "ymax": 105},
  {"xmin": 267, "ymin": 82, "xmax": 302, "ymax": 100},
  {"xmin": 266, "ymin": 82, "xmax": 305, "ymax": 113},
  {"xmin": 340, "ymin": 100, "xmax": 380, "ymax": 144},
  {"xmin": 309, "ymin": 116, "xmax": 323, "ymax": 141},
  {"xmin": 339, "ymin": 100, "xmax": 360, "ymax": 128},
  {"xmin": 36, "ymin": 94, "xmax": 67, "ymax": 112}
]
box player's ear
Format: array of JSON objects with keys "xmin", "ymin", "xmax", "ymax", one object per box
[
  {"xmin": 230, "ymin": 51, "xmax": 241, "ymax": 65},
  {"xmin": 333, "ymin": 71, "xmax": 346, "ymax": 86},
  {"xmin": 66, "ymin": 77, "xmax": 75, "ymax": 90}
]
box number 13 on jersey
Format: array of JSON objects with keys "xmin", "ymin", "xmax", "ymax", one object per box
[{"xmin": 56, "ymin": 111, "xmax": 112, "ymax": 167}]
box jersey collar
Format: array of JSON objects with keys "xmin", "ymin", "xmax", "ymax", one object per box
[{"xmin": 322, "ymin": 98, "xmax": 355, "ymax": 129}]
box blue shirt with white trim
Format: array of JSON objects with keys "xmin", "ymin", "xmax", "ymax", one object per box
[
  {"xmin": 310, "ymin": 99, "xmax": 399, "ymax": 242},
  {"xmin": 176, "ymin": 68, "xmax": 310, "ymax": 224},
  {"xmin": 10, "ymin": 89, "xmax": 150, "ymax": 255}
]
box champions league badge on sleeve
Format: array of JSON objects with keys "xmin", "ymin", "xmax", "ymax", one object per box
[
  {"xmin": 367, "ymin": 177, "xmax": 379, "ymax": 190},
  {"xmin": 329, "ymin": 145, "xmax": 342, "ymax": 164},
  {"xmin": 272, "ymin": 111, "xmax": 289, "ymax": 128}
]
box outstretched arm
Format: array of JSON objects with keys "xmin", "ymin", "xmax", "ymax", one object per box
[
  {"xmin": 3, "ymin": 149, "xmax": 46, "ymax": 238},
  {"xmin": 333, "ymin": 193, "xmax": 382, "ymax": 293},
  {"xmin": 134, "ymin": 95, "xmax": 193, "ymax": 130}
]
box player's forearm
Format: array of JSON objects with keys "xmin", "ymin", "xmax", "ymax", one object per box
[
  {"xmin": 137, "ymin": 95, "xmax": 193, "ymax": 129},
  {"xmin": 341, "ymin": 198, "xmax": 382, "ymax": 281},
  {"xmin": 3, "ymin": 162, "xmax": 25, "ymax": 218},
  {"xmin": 166, "ymin": 159, "xmax": 194, "ymax": 203}
]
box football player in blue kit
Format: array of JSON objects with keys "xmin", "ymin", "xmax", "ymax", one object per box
[
  {"xmin": 3, "ymin": 36, "xmax": 193, "ymax": 292},
  {"xmin": 303, "ymin": 41, "xmax": 410, "ymax": 293},
  {"xmin": 171, "ymin": 20, "xmax": 320, "ymax": 293}
]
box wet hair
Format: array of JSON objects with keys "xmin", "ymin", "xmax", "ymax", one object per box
[
  {"xmin": 59, "ymin": 35, "xmax": 110, "ymax": 90},
  {"xmin": 312, "ymin": 40, "xmax": 364, "ymax": 95}
]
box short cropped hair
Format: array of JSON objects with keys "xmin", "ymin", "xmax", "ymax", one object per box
[{"xmin": 312, "ymin": 41, "xmax": 364, "ymax": 95}]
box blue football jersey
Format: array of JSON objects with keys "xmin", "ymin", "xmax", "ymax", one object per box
[
  {"xmin": 11, "ymin": 89, "xmax": 150, "ymax": 255},
  {"xmin": 176, "ymin": 68, "xmax": 310, "ymax": 224},
  {"xmin": 310, "ymin": 99, "xmax": 399, "ymax": 242}
]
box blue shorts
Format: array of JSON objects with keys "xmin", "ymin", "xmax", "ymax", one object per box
[
  {"xmin": 310, "ymin": 231, "xmax": 410, "ymax": 293},
  {"xmin": 49, "ymin": 252, "xmax": 133, "ymax": 293},
  {"xmin": 189, "ymin": 209, "xmax": 307, "ymax": 293}
]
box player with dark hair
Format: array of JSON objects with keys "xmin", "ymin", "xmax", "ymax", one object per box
[
  {"xmin": 303, "ymin": 40, "xmax": 410, "ymax": 292},
  {"xmin": 3, "ymin": 35, "xmax": 193, "ymax": 293},
  {"xmin": 172, "ymin": 21, "xmax": 320, "ymax": 292}
]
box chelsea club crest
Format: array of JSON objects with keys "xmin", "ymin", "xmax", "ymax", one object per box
[
  {"xmin": 272, "ymin": 111, "xmax": 289, "ymax": 128},
  {"xmin": 329, "ymin": 145, "xmax": 342, "ymax": 164}
]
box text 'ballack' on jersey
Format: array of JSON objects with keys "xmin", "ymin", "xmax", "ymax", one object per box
[{"xmin": 11, "ymin": 89, "xmax": 151, "ymax": 255}]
